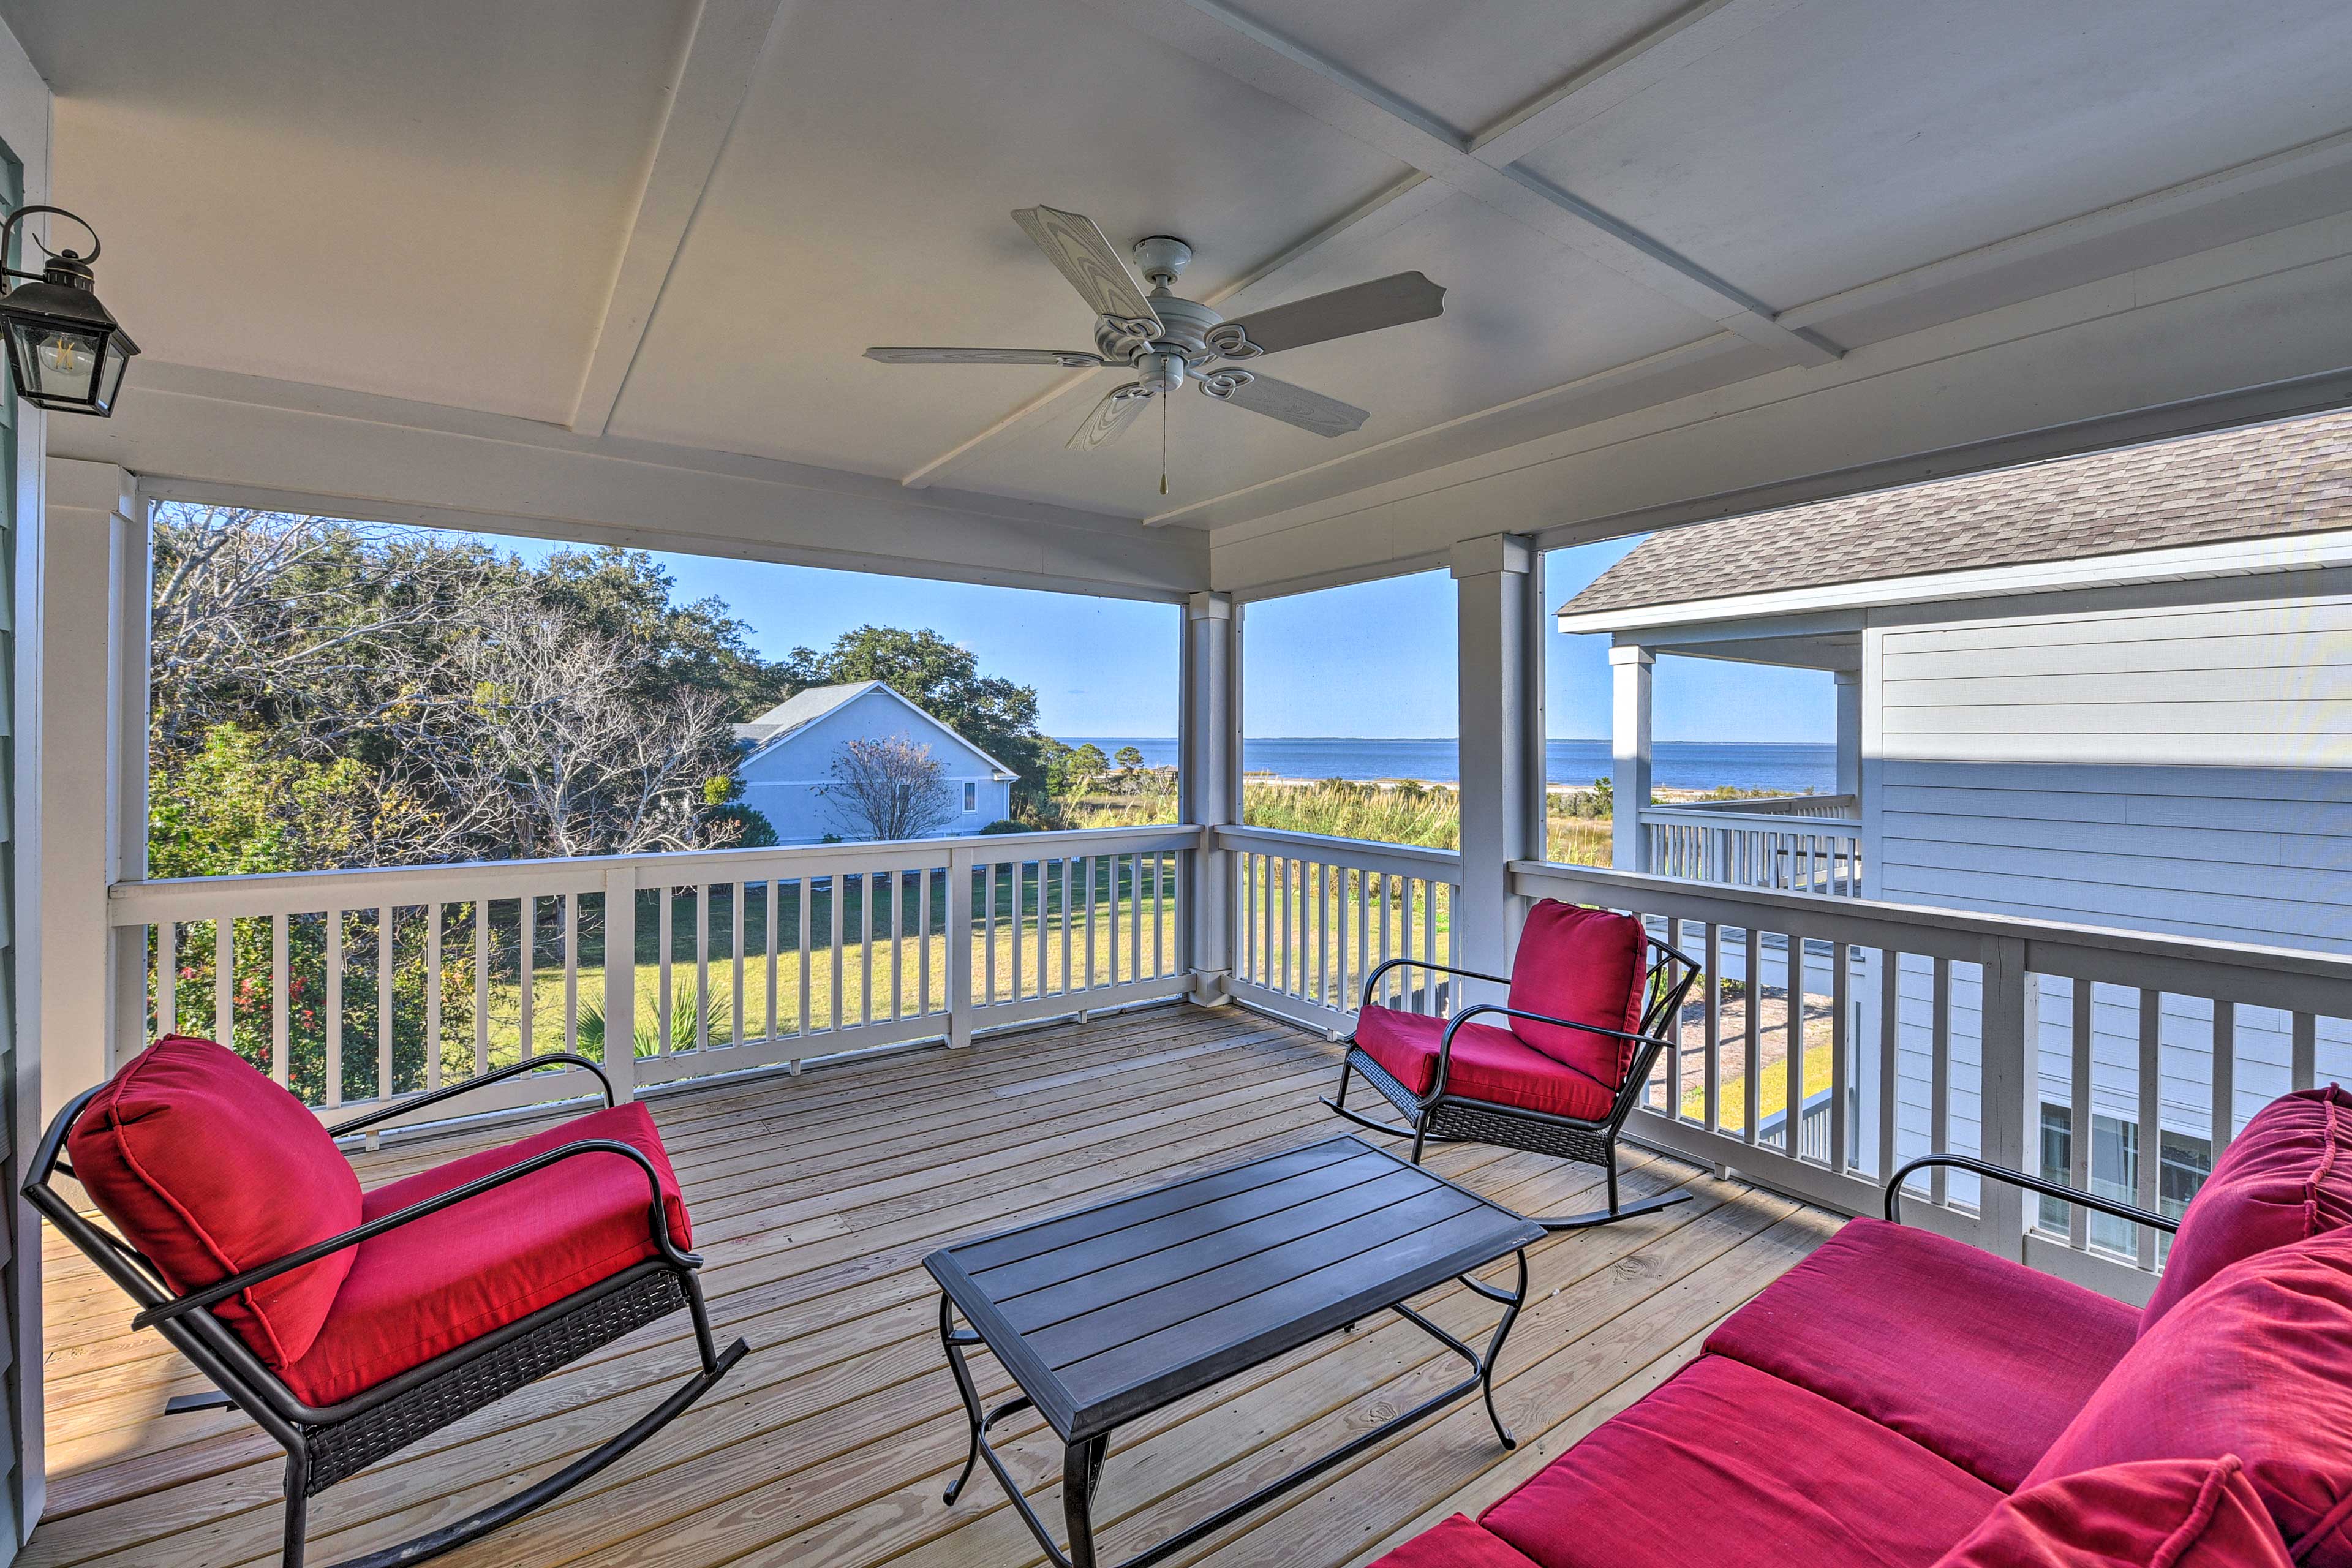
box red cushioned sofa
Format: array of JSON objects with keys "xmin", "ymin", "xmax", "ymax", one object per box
[
  {"xmin": 24, "ymin": 1035, "xmax": 747, "ymax": 1568},
  {"xmin": 1368, "ymin": 1086, "xmax": 2352, "ymax": 1568}
]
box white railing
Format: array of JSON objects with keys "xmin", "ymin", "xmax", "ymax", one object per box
[
  {"xmin": 1509, "ymin": 860, "xmax": 2352, "ymax": 1303},
  {"xmin": 1638, "ymin": 797, "xmax": 1864, "ymax": 897},
  {"xmin": 1216, "ymin": 826, "xmax": 1460, "ymax": 1037},
  {"xmin": 108, "ymin": 824, "xmax": 1198, "ymax": 1130}
]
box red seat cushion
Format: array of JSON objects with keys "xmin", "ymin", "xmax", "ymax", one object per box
[
  {"xmin": 1357, "ymin": 1005, "xmax": 1617, "ymax": 1123},
  {"xmin": 67, "ymin": 1035, "xmax": 361, "ymax": 1371},
  {"xmin": 1934, "ymin": 1455, "xmax": 2292, "ymax": 1567},
  {"xmin": 1706, "ymin": 1217, "xmax": 2138, "ymax": 1490},
  {"xmin": 1506, "ymin": 901, "xmax": 1648, "ymax": 1090},
  {"xmin": 1478, "ymin": 1355, "xmax": 2002, "ymax": 1568},
  {"xmin": 2140, "ymin": 1087, "xmax": 2352, "ymax": 1333},
  {"xmin": 1366, "ymin": 1515, "xmax": 1544, "ymax": 1568},
  {"xmin": 2027, "ymin": 1227, "xmax": 2352, "ymax": 1566},
  {"xmin": 281, "ymin": 1102, "xmax": 691, "ymax": 1408}
]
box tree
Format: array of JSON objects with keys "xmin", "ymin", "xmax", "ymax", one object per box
[
  {"xmin": 820, "ymin": 734, "xmax": 953, "ymax": 842},
  {"xmin": 781, "ymin": 626, "xmax": 1052, "ymax": 808},
  {"xmin": 1114, "ymin": 745, "xmax": 1145, "ymax": 771}
]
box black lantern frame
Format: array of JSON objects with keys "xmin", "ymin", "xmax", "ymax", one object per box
[{"xmin": 0, "ymin": 204, "xmax": 138, "ymax": 417}]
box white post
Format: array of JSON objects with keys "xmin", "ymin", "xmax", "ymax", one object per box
[
  {"xmin": 40, "ymin": 460, "xmax": 136, "ymax": 1126},
  {"xmin": 1610, "ymin": 644, "xmax": 1655, "ymax": 873},
  {"xmin": 1452, "ymin": 535, "xmax": 1538, "ymax": 993},
  {"xmin": 1834, "ymin": 668, "xmax": 1861, "ymax": 798},
  {"xmin": 1180, "ymin": 591, "xmax": 1235, "ymax": 1005},
  {"xmin": 600, "ymin": 866, "xmax": 637, "ymax": 1101},
  {"xmin": 946, "ymin": 843, "xmax": 975, "ymax": 1046}
]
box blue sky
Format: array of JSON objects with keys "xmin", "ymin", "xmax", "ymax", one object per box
[{"xmin": 480, "ymin": 531, "xmax": 1829, "ymax": 743}]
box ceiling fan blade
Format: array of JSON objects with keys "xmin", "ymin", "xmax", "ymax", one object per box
[
  {"xmin": 865, "ymin": 347, "xmax": 1106, "ymax": 366},
  {"xmin": 1198, "ymin": 371, "xmax": 1367, "ymax": 438},
  {"xmin": 1012, "ymin": 206, "xmax": 1163, "ymax": 332},
  {"xmin": 1208, "ymin": 271, "xmax": 1445, "ymax": 359},
  {"xmin": 1069, "ymin": 383, "xmax": 1153, "ymax": 451}
]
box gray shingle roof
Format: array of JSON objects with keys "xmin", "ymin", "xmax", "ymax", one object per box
[
  {"xmin": 733, "ymin": 681, "xmax": 880, "ymax": 747},
  {"xmin": 1559, "ymin": 409, "xmax": 2352, "ymax": 618}
]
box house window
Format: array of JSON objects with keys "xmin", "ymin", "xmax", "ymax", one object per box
[
  {"xmin": 2037, "ymin": 1104, "xmax": 2072, "ymax": 1234},
  {"xmin": 2038, "ymin": 1105, "xmax": 2211, "ymax": 1261},
  {"xmin": 963, "ymin": 782, "xmax": 978, "ymax": 813}
]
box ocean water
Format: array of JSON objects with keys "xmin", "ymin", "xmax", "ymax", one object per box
[{"xmin": 1071, "ymin": 738, "xmax": 1837, "ymax": 793}]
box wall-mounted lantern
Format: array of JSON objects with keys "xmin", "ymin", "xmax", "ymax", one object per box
[{"xmin": 0, "ymin": 205, "xmax": 137, "ymax": 417}]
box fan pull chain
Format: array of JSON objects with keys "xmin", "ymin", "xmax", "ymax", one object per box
[{"xmin": 1159, "ymin": 394, "xmax": 1170, "ymax": 496}]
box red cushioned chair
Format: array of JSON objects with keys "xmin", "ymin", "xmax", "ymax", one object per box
[
  {"xmin": 1324, "ymin": 900, "xmax": 1701, "ymax": 1230},
  {"xmin": 24, "ymin": 1036, "xmax": 747, "ymax": 1568}
]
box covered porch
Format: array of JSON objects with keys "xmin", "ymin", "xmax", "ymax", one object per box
[{"xmin": 0, "ymin": 1, "xmax": 2350, "ymax": 1564}]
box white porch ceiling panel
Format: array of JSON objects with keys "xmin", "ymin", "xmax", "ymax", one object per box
[{"xmin": 7, "ymin": 0, "xmax": 2352, "ymax": 596}]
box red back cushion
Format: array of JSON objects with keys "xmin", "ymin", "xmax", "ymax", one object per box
[
  {"xmin": 1506, "ymin": 900, "xmax": 1648, "ymax": 1090},
  {"xmin": 67, "ymin": 1035, "xmax": 361, "ymax": 1370},
  {"xmin": 2026, "ymin": 1227, "xmax": 2352, "ymax": 1565},
  {"xmin": 1935, "ymin": 1455, "xmax": 2291, "ymax": 1567},
  {"xmin": 2140, "ymin": 1087, "xmax": 2352, "ymax": 1333}
]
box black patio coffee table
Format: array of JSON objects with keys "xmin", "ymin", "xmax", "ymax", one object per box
[{"xmin": 924, "ymin": 1134, "xmax": 1544, "ymax": 1568}]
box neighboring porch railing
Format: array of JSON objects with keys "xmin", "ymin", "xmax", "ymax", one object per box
[
  {"xmin": 108, "ymin": 824, "xmax": 1199, "ymax": 1131},
  {"xmin": 1509, "ymin": 860, "xmax": 2352, "ymax": 1303},
  {"xmin": 1637, "ymin": 794, "xmax": 1864, "ymax": 897},
  {"xmin": 1216, "ymin": 825, "xmax": 1460, "ymax": 1038}
]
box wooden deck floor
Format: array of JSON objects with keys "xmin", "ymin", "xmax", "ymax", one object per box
[{"xmin": 27, "ymin": 1004, "xmax": 1837, "ymax": 1568}]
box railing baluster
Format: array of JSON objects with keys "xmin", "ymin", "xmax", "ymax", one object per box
[
  {"xmin": 1785, "ymin": 933, "xmax": 1805, "ymax": 1156},
  {"xmin": 2069, "ymin": 979, "xmax": 2093, "ymax": 1250},
  {"xmin": 1085, "ymin": 853, "xmax": 1098, "ymax": 990},
  {"xmin": 693, "ymin": 883, "xmax": 710, "ymax": 1052},
  {"xmin": 1829, "ymin": 939, "xmax": 1850, "ymax": 1174},
  {"xmin": 1129, "ymin": 853, "xmax": 1144, "ymax": 986},
  {"xmin": 860, "ymin": 872, "xmax": 874, "ymax": 1027},
  {"xmin": 324, "ymin": 910, "xmax": 344, "ymax": 1109},
  {"xmin": 1703, "ymin": 922, "xmax": 1722, "ymax": 1134},
  {"xmin": 1877, "ymin": 948, "xmax": 1899, "ymax": 1185},
  {"xmin": 829, "ymin": 872, "xmax": 846, "ymax": 1030},
  {"xmin": 214, "ymin": 917, "xmax": 234, "ymax": 1050},
  {"xmin": 890, "ymin": 870, "xmax": 905, "ymax": 1021},
  {"xmin": 1009, "ymin": 859, "xmax": 1025, "ymax": 1002},
  {"xmin": 1929, "ymin": 956, "xmax": 1951, "ymax": 1206},
  {"xmin": 733, "ymin": 880, "xmax": 748, "ymax": 1044},
  {"xmin": 766, "ymin": 876, "xmax": 781, "ymax": 1042},
  {"xmin": 564, "ymin": 891, "xmax": 581, "ymax": 1055},
  {"xmin": 1742, "ymin": 927, "xmax": 1762, "ymax": 1145},
  {"xmin": 519, "ymin": 897, "xmax": 536, "ymax": 1063},
  {"xmin": 2138, "ymin": 989, "xmax": 2163, "ymax": 1268},
  {"xmin": 1154, "ymin": 850, "xmax": 1167, "ymax": 981},
  {"xmin": 983, "ymin": 863, "xmax": 998, "ymax": 1005},
  {"xmin": 921, "ymin": 868, "xmax": 936, "ymax": 1016},
  {"xmin": 272, "ymin": 913, "xmax": 292, "ymax": 1087},
  {"xmin": 424, "ymin": 903, "xmax": 442, "ymax": 1091},
  {"xmin": 473, "ymin": 900, "xmax": 490, "ymax": 1076},
  {"xmin": 2293, "ymin": 1010, "xmax": 2318, "ymax": 1091},
  {"xmin": 796, "ymin": 878, "xmax": 811, "ymax": 1037},
  {"xmin": 1420, "ymin": 878, "xmax": 1438, "ymax": 1012},
  {"xmin": 2212, "ymin": 999, "xmax": 2236, "ymax": 1155}
]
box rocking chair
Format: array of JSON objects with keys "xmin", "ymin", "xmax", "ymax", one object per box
[
  {"xmin": 25, "ymin": 1035, "xmax": 748, "ymax": 1568},
  {"xmin": 1324, "ymin": 899, "xmax": 1701, "ymax": 1231}
]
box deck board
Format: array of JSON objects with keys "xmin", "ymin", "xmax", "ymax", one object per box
[{"xmin": 26, "ymin": 1003, "xmax": 1834, "ymax": 1568}]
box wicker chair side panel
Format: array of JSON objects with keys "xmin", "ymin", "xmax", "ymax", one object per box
[
  {"xmin": 303, "ymin": 1268, "xmax": 688, "ymax": 1493},
  {"xmin": 1425, "ymin": 1102, "xmax": 1612, "ymax": 1166}
]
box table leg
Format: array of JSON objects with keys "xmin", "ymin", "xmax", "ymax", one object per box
[
  {"xmin": 937, "ymin": 1294, "xmax": 987, "ymax": 1506},
  {"xmin": 1063, "ymin": 1434, "xmax": 1109, "ymax": 1568},
  {"xmin": 1473, "ymin": 1250, "xmax": 1529, "ymax": 1449}
]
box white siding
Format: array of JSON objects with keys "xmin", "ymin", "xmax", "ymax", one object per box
[
  {"xmin": 1869, "ymin": 588, "xmax": 2352, "ymax": 1156},
  {"xmin": 736, "ymin": 687, "xmax": 1012, "ymax": 843}
]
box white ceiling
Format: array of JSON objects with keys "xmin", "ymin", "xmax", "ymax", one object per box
[{"xmin": 7, "ymin": 0, "xmax": 2352, "ymax": 540}]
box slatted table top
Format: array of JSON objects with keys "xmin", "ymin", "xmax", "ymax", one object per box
[{"xmin": 924, "ymin": 1134, "xmax": 1546, "ymax": 1441}]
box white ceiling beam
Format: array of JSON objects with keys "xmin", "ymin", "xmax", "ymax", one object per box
[
  {"xmin": 568, "ymin": 0, "xmax": 786, "ymax": 437},
  {"xmin": 1140, "ymin": 0, "xmax": 1842, "ymax": 364},
  {"xmin": 1145, "ymin": 129, "xmax": 2352, "ymax": 531}
]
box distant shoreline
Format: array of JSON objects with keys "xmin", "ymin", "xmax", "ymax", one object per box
[{"xmin": 1068, "ymin": 737, "xmax": 1836, "ymax": 794}]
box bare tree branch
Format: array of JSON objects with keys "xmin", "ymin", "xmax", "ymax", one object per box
[{"xmin": 820, "ymin": 735, "xmax": 953, "ymax": 842}]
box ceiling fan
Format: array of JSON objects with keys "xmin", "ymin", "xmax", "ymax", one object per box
[{"xmin": 866, "ymin": 205, "xmax": 1444, "ymax": 491}]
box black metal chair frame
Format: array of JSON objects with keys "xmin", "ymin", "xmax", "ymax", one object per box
[
  {"xmin": 1324, "ymin": 929, "xmax": 1703, "ymax": 1231},
  {"xmin": 23, "ymin": 1052, "xmax": 750, "ymax": 1568},
  {"xmin": 1885, "ymin": 1152, "xmax": 2179, "ymax": 1236}
]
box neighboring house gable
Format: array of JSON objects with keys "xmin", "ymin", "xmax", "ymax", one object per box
[{"xmin": 734, "ymin": 682, "xmax": 1017, "ymax": 842}]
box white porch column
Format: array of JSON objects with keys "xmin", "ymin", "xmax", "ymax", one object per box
[
  {"xmin": 39, "ymin": 460, "xmax": 140, "ymax": 1126},
  {"xmin": 1835, "ymin": 668, "xmax": 1862, "ymax": 797},
  {"xmin": 1610, "ymin": 644, "xmax": 1654, "ymax": 873},
  {"xmin": 1452, "ymin": 535, "xmax": 1540, "ymax": 992},
  {"xmin": 1180, "ymin": 590, "xmax": 1236, "ymax": 1004}
]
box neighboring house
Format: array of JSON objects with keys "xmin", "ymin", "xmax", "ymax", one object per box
[
  {"xmin": 1556, "ymin": 407, "xmax": 2352, "ymax": 1239},
  {"xmin": 733, "ymin": 682, "xmax": 1017, "ymax": 843}
]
